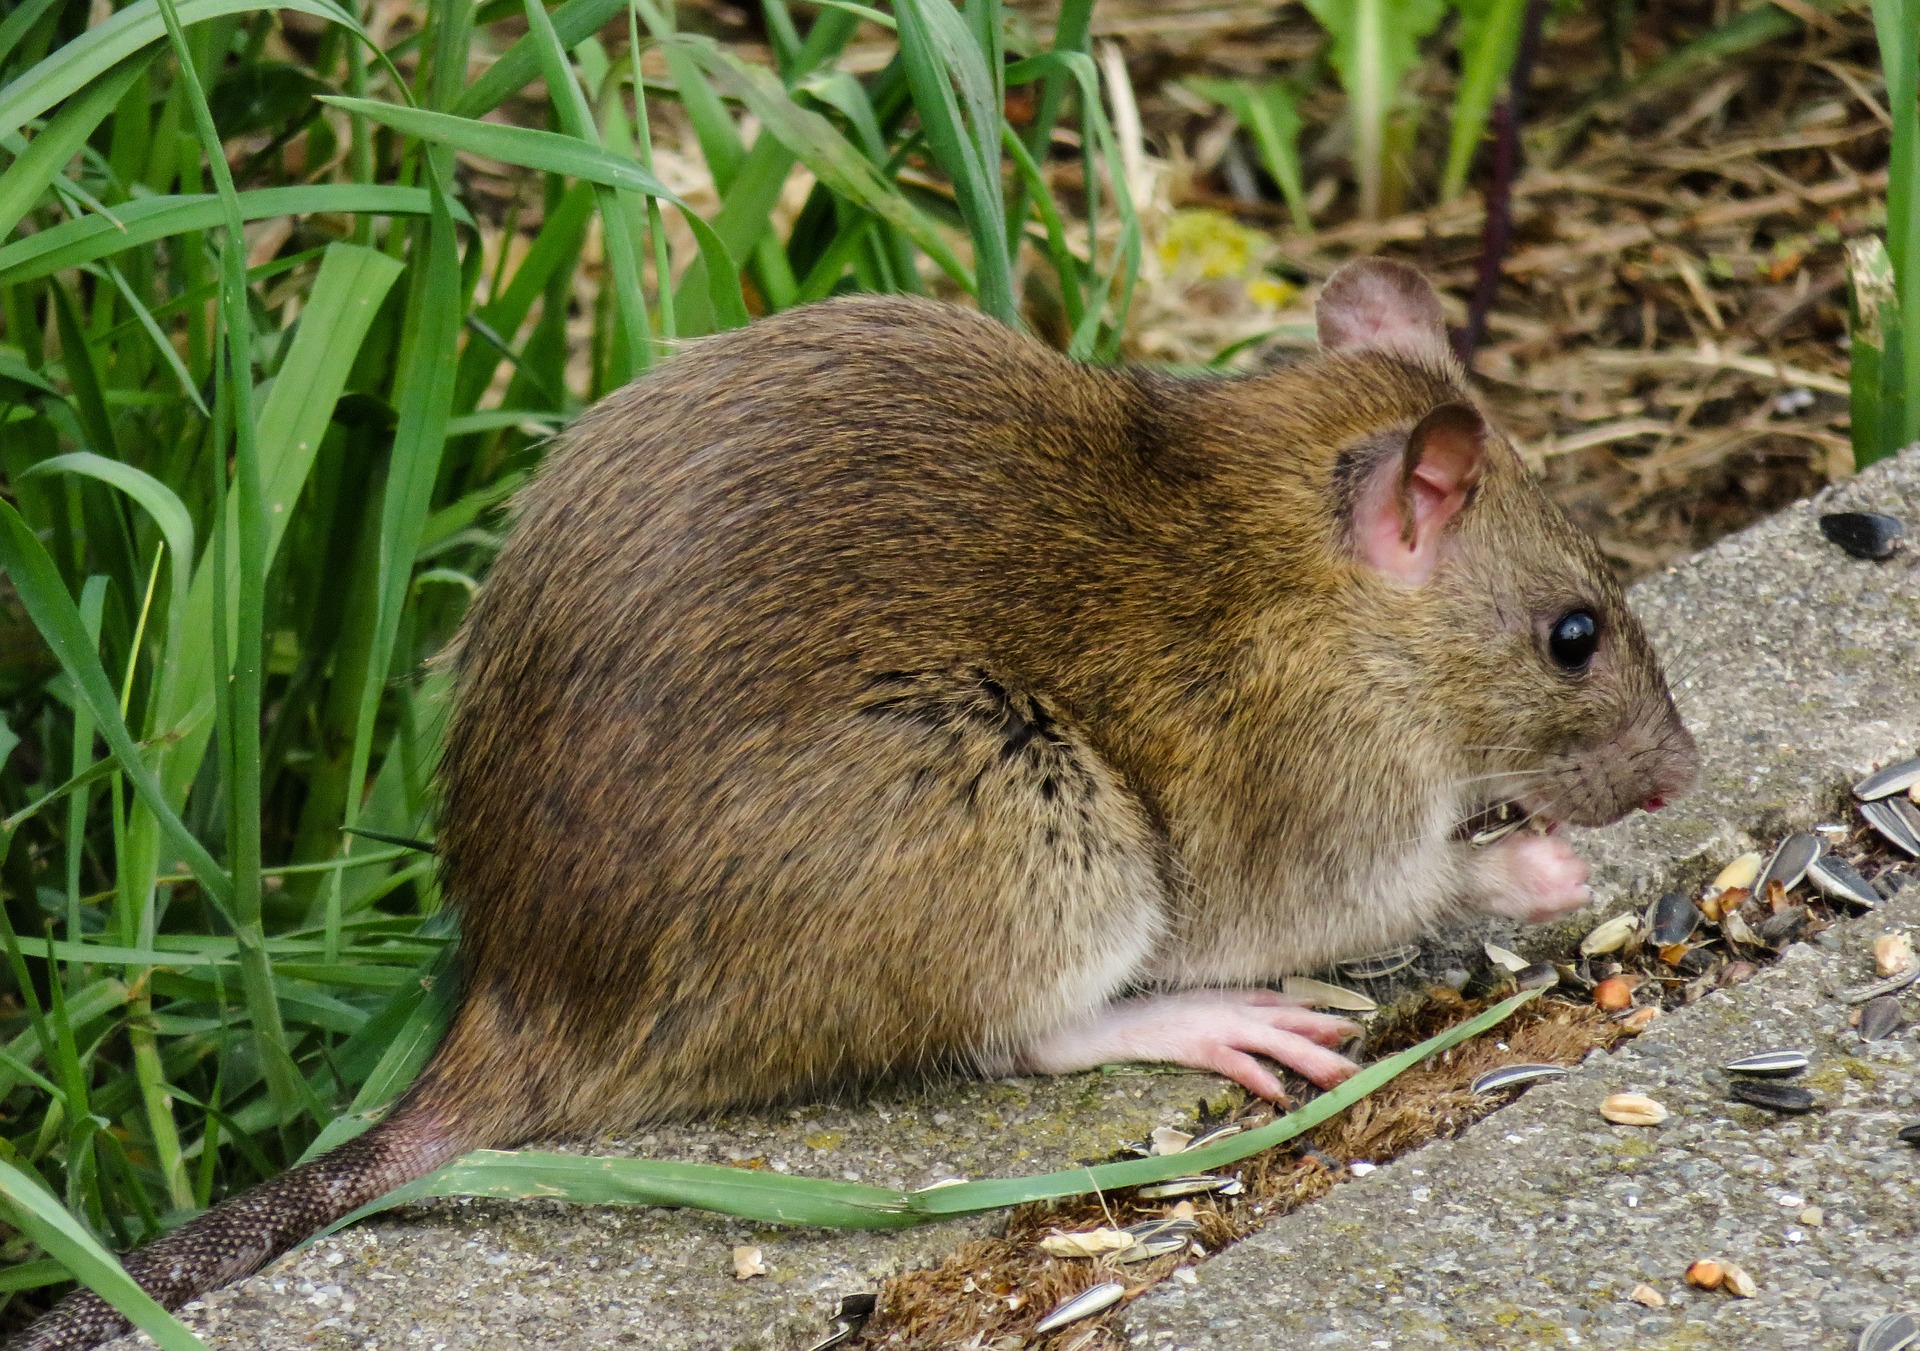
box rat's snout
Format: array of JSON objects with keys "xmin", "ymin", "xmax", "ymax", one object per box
[{"xmin": 1527, "ymin": 700, "xmax": 1700, "ymax": 829}]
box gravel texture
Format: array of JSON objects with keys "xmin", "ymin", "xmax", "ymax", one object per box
[{"xmin": 104, "ymin": 450, "xmax": 1920, "ymax": 1349}]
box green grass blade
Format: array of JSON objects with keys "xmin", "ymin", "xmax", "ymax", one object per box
[
  {"xmin": 678, "ymin": 41, "xmax": 974, "ymax": 292},
  {"xmin": 518, "ymin": 0, "xmax": 650, "ymax": 380},
  {"xmin": 21, "ymin": 455, "xmax": 194, "ymax": 605},
  {"xmin": 0, "ymin": 1157, "xmax": 208, "ymax": 1351},
  {"xmin": 0, "ymin": 0, "xmax": 365, "ymax": 145},
  {"xmin": 894, "ymin": 0, "xmax": 1014, "ymax": 322},
  {"xmin": 1849, "ymin": 234, "xmax": 1901, "ymax": 467},
  {"xmin": 1442, "ymin": 0, "xmax": 1528, "ymax": 202},
  {"xmin": 0, "ymin": 52, "xmax": 151, "ymax": 241},
  {"xmin": 328, "ymin": 990, "xmax": 1539, "ymax": 1235},
  {"xmin": 321, "ymin": 96, "xmax": 746, "ymax": 329},
  {"xmin": 155, "ymin": 0, "xmax": 308, "ymax": 1126},
  {"xmin": 1870, "ymin": 0, "xmax": 1920, "ymax": 448},
  {"xmin": 454, "ymin": 0, "xmax": 627, "ymax": 118},
  {"xmin": 908, "ymin": 986, "xmax": 1545, "ymax": 1215},
  {"xmin": 0, "ymin": 185, "xmax": 443, "ymax": 287},
  {"xmin": 102, "ymin": 263, "xmax": 210, "ymax": 418},
  {"xmin": 0, "ymin": 500, "xmax": 233, "ymax": 912}
]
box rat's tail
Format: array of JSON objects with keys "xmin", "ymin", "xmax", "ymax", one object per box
[{"xmin": 10, "ymin": 1099, "xmax": 472, "ymax": 1351}]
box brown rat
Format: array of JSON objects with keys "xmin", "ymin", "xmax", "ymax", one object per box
[{"xmin": 19, "ymin": 259, "xmax": 1696, "ymax": 1350}]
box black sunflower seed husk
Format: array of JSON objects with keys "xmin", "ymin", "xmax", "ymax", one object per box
[{"xmin": 1730, "ymin": 1080, "xmax": 1817, "ymax": 1114}]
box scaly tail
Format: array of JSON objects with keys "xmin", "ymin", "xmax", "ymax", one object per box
[{"xmin": 11, "ymin": 1102, "xmax": 469, "ymax": 1351}]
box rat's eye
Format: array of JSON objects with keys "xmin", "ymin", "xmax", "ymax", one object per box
[{"xmin": 1548, "ymin": 610, "xmax": 1598, "ymax": 672}]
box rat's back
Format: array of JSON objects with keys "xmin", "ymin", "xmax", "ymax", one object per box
[{"xmin": 432, "ymin": 297, "xmax": 1170, "ymax": 1130}]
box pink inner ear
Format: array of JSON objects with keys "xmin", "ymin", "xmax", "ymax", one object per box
[{"xmin": 1356, "ymin": 403, "xmax": 1486, "ymax": 586}]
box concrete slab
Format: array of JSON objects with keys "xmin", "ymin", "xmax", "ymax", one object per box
[{"xmin": 107, "ymin": 449, "xmax": 1920, "ymax": 1350}]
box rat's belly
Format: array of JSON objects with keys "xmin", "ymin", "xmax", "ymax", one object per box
[{"xmin": 1144, "ymin": 837, "xmax": 1462, "ymax": 986}]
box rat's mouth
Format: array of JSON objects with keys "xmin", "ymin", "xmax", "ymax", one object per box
[{"xmin": 1452, "ymin": 799, "xmax": 1555, "ymax": 844}]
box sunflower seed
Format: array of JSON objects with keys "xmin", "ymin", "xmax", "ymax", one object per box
[
  {"xmin": 1517, "ymin": 961, "xmax": 1561, "ymax": 990},
  {"xmin": 1116, "ymin": 1233, "xmax": 1192, "ymax": 1262},
  {"xmin": 1484, "ymin": 942, "xmax": 1528, "ymax": 973},
  {"xmin": 1185, "ymin": 1124, "xmax": 1243, "ymax": 1151},
  {"xmin": 1580, "ymin": 912, "xmax": 1641, "ymax": 956},
  {"xmin": 1841, "ymin": 966, "xmax": 1920, "ymax": 1002},
  {"xmin": 1649, "ymin": 891, "xmax": 1703, "ymax": 946},
  {"xmin": 1034, "ymin": 1282, "xmax": 1126, "ymax": 1334},
  {"xmin": 1862, "ymin": 799, "xmax": 1920, "ymax": 856},
  {"xmin": 1730, "ymin": 1080, "xmax": 1817, "ymax": 1113},
  {"xmin": 1460, "ymin": 799, "xmax": 1528, "ymax": 845},
  {"xmin": 1470, "ymin": 1063, "xmax": 1568, "ymax": 1094},
  {"xmin": 1808, "ymin": 854, "xmax": 1881, "ymax": 910},
  {"xmin": 1722, "ymin": 1049, "xmax": 1809, "ymax": 1076},
  {"xmin": 1856, "ymin": 1312, "xmax": 1918, "ymax": 1351},
  {"xmin": 1281, "ymin": 976, "xmax": 1378, "ymax": 1011},
  {"xmin": 1722, "ymin": 1264, "xmax": 1758, "ymax": 1298},
  {"xmin": 1338, "ymin": 944, "xmax": 1420, "ymax": 980},
  {"xmin": 1759, "ymin": 905, "xmax": 1808, "ymax": 947},
  {"xmin": 1855, "ymin": 756, "xmax": 1920, "ymax": 801},
  {"xmin": 1859, "ymin": 995, "xmax": 1905, "ymax": 1041},
  {"xmin": 1711, "ymin": 851, "xmax": 1765, "ymax": 894},
  {"xmin": 1820, "ymin": 510, "xmax": 1906, "ymax": 560},
  {"xmin": 1898, "ymin": 1121, "xmax": 1920, "ymax": 1147},
  {"xmin": 1600, "ymin": 1093, "xmax": 1668, "ymax": 1125},
  {"xmin": 1756, "ymin": 832, "xmax": 1822, "ymax": 898},
  {"xmin": 1135, "ymin": 1174, "xmax": 1234, "ymax": 1200},
  {"xmin": 1125, "ymin": 1217, "xmax": 1201, "ymax": 1242}
]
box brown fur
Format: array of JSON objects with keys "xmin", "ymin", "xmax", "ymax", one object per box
[{"xmin": 17, "ymin": 265, "xmax": 1695, "ymax": 1350}]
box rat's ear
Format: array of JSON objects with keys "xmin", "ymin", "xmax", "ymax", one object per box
[
  {"xmin": 1354, "ymin": 402, "xmax": 1486, "ymax": 585},
  {"xmin": 1316, "ymin": 258, "xmax": 1452, "ymax": 365}
]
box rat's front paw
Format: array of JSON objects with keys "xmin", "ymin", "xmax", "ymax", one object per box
[{"xmin": 1477, "ymin": 833, "xmax": 1591, "ymax": 924}]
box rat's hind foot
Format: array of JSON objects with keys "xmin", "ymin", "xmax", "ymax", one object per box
[{"xmin": 1016, "ymin": 989, "xmax": 1359, "ymax": 1101}]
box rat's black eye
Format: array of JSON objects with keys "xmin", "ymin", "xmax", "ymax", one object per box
[{"xmin": 1548, "ymin": 610, "xmax": 1598, "ymax": 672}]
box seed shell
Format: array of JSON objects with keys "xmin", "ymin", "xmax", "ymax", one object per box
[
  {"xmin": 1125, "ymin": 1217, "xmax": 1201, "ymax": 1242},
  {"xmin": 1580, "ymin": 912, "xmax": 1640, "ymax": 956},
  {"xmin": 1756, "ymin": 832, "xmax": 1822, "ymax": 898},
  {"xmin": 1841, "ymin": 966, "xmax": 1920, "ymax": 1002},
  {"xmin": 1040, "ymin": 1228, "xmax": 1136, "ymax": 1258},
  {"xmin": 1148, "ymin": 1126, "xmax": 1192, "ymax": 1156},
  {"xmin": 1721, "ymin": 1049, "xmax": 1809, "ymax": 1076},
  {"xmin": 1600, "ymin": 1093, "xmax": 1668, "ymax": 1125},
  {"xmin": 1516, "ymin": 961, "xmax": 1560, "ymax": 990},
  {"xmin": 1875, "ymin": 932, "xmax": 1915, "ymax": 977},
  {"xmin": 1858, "ymin": 995, "xmax": 1905, "ymax": 1042},
  {"xmin": 1034, "ymin": 1282, "xmax": 1126, "ymax": 1334},
  {"xmin": 1470, "ymin": 1063, "xmax": 1568, "ymax": 1094},
  {"xmin": 1820, "ymin": 510, "xmax": 1906, "ymax": 560},
  {"xmin": 1593, "ymin": 976, "xmax": 1634, "ymax": 1011},
  {"xmin": 1649, "ymin": 890, "xmax": 1703, "ymax": 946},
  {"xmin": 1710, "ymin": 851, "xmax": 1765, "ymax": 894},
  {"xmin": 1281, "ymin": 976, "xmax": 1378, "ymax": 1012},
  {"xmin": 1856, "ymin": 1312, "xmax": 1919, "ymax": 1351},
  {"xmin": 1808, "ymin": 855, "xmax": 1880, "ymax": 910},
  {"xmin": 1483, "ymin": 941, "xmax": 1528, "ymax": 973},
  {"xmin": 1135, "ymin": 1174, "xmax": 1234, "ymax": 1200},
  {"xmin": 1722, "ymin": 1264, "xmax": 1758, "ymax": 1298},
  {"xmin": 1185, "ymin": 1124, "xmax": 1243, "ymax": 1151},
  {"xmin": 1116, "ymin": 1233, "xmax": 1191, "ymax": 1262},
  {"xmin": 1861, "ymin": 799, "xmax": 1920, "ymax": 857},
  {"xmin": 1729, "ymin": 1080, "xmax": 1817, "ymax": 1113},
  {"xmin": 1685, "ymin": 1259, "xmax": 1724, "ymax": 1290},
  {"xmin": 1338, "ymin": 944, "xmax": 1420, "ymax": 979},
  {"xmin": 1897, "ymin": 1120, "xmax": 1920, "ymax": 1147},
  {"xmin": 1854, "ymin": 756, "xmax": 1920, "ymax": 801}
]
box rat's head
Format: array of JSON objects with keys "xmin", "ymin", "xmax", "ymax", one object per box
[{"xmin": 1304, "ymin": 259, "xmax": 1698, "ymax": 829}]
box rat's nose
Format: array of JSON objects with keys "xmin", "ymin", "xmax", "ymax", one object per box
[{"xmin": 1642, "ymin": 796, "xmax": 1666, "ymax": 812}]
